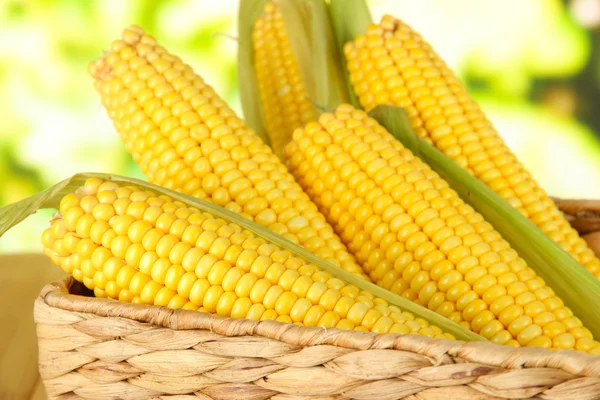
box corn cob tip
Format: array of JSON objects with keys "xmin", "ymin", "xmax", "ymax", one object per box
[
  {"xmin": 88, "ymin": 59, "xmax": 103, "ymax": 79},
  {"xmin": 88, "ymin": 56, "xmax": 111, "ymax": 80},
  {"xmin": 335, "ymin": 103, "xmax": 362, "ymax": 115},
  {"xmin": 89, "ymin": 24, "xmax": 157, "ymax": 81},
  {"xmin": 262, "ymin": 1, "xmax": 276, "ymax": 14},
  {"xmin": 380, "ymin": 14, "xmax": 398, "ymax": 31},
  {"xmin": 122, "ymin": 24, "xmax": 145, "ymax": 46}
]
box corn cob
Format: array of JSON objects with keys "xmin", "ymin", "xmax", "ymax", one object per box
[
  {"xmin": 41, "ymin": 177, "xmax": 454, "ymax": 337},
  {"xmin": 285, "ymin": 104, "xmax": 600, "ymax": 353},
  {"xmin": 253, "ymin": 1, "xmax": 317, "ymax": 158},
  {"xmin": 343, "ymin": 15, "xmax": 600, "ymax": 278},
  {"xmin": 87, "ymin": 25, "xmax": 366, "ymax": 279}
]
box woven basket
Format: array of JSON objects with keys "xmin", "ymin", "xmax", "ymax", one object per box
[{"xmin": 34, "ymin": 199, "xmax": 600, "ymax": 400}]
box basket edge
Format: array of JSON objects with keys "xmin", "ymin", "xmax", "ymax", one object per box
[{"xmin": 34, "ymin": 278, "xmax": 600, "ymax": 378}]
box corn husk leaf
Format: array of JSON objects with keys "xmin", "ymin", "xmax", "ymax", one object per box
[
  {"xmin": 237, "ymin": 0, "xmax": 271, "ymax": 146},
  {"xmin": 0, "ymin": 172, "xmax": 484, "ymax": 342},
  {"xmin": 237, "ymin": 0, "xmax": 349, "ymax": 154},
  {"xmin": 279, "ymin": 0, "xmax": 349, "ymax": 111},
  {"xmin": 370, "ymin": 104, "xmax": 600, "ymax": 339},
  {"xmin": 328, "ymin": 0, "xmax": 373, "ymax": 108},
  {"xmin": 278, "ymin": 0, "xmax": 315, "ymax": 104}
]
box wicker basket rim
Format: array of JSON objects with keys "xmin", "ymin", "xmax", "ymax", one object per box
[{"xmin": 38, "ymin": 277, "xmax": 600, "ymax": 378}]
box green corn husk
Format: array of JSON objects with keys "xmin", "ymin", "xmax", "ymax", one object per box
[
  {"xmin": 291, "ymin": 0, "xmax": 348, "ymax": 112},
  {"xmin": 237, "ymin": 0, "xmax": 271, "ymax": 146},
  {"xmin": 237, "ymin": 0, "xmax": 348, "ymax": 150},
  {"xmin": 370, "ymin": 105, "xmax": 600, "ymax": 340},
  {"xmin": 329, "ymin": 0, "xmax": 373, "ymax": 108},
  {"xmin": 0, "ymin": 172, "xmax": 485, "ymax": 342}
]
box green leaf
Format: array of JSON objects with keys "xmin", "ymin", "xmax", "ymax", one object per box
[
  {"xmin": 301, "ymin": 0, "xmax": 349, "ymax": 110},
  {"xmin": 370, "ymin": 104, "xmax": 600, "ymax": 340},
  {"xmin": 237, "ymin": 0, "xmax": 271, "ymax": 146},
  {"xmin": 328, "ymin": 0, "xmax": 373, "ymax": 108},
  {"xmin": 237, "ymin": 0, "xmax": 349, "ymax": 148},
  {"xmin": 278, "ymin": 0, "xmax": 350, "ymax": 112},
  {"xmin": 278, "ymin": 0, "xmax": 316, "ymax": 109},
  {"xmin": 0, "ymin": 172, "xmax": 484, "ymax": 342}
]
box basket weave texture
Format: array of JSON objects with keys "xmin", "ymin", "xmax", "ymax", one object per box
[
  {"xmin": 34, "ymin": 199, "xmax": 600, "ymax": 400},
  {"xmin": 35, "ymin": 279, "xmax": 600, "ymax": 400}
]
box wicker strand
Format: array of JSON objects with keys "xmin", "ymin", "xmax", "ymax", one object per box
[
  {"xmin": 35, "ymin": 278, "xmax": 600, "ymax": 400},
  {"xmin": 555, "ymin": 198, "xmax": 600, "ymax": 256}
]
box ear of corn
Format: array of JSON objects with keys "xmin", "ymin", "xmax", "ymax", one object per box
[
  {"xmin": 88, "ymin": 25, "xmax": 367, "ymax": 279},
  {"xmin": 42, "ymin": 177, "xmax": 457, "ymax": 335},
  {"xmin": 334, "ymin": 12, "xmax": 600, "ymax": 278},
  {"xmin": 370, "ymin": 104, "xmax": 600, "ymax": 342},
  {"xmin": 285, "ymin": 104, "xmax": 600, "ymax": 353}
]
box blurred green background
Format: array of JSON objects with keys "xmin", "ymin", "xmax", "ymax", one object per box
[{"xmin": 2, "ymin": 0, "xmax": 600, "ymax": 253}]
